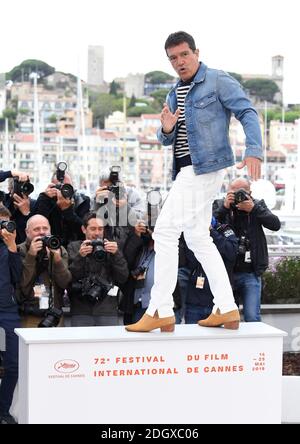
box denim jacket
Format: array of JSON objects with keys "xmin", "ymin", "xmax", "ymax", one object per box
[{"xmin": 157, "ymin": 62, "xmax": 263, "ymax": 180}]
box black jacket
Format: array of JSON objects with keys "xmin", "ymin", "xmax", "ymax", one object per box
[
  {"xmin": 0, "ymin": 170, "xmax": 13, "ymax": 183},
  {"xmin": 3, "ymin": 194, "xmax": 36, "ymax": 244},
  {"xmin": 0, "ymin": 241, "xmax": 23, "ymax": 312},
  {"xmin": 67, "ymin": 240, "xmax": 129, "ymax": 316},
  {"xmin": 213, "ymin": 198, "xmax": 281, "ymax": 276},
  {"xmin": 33, "ymin": 191, "xmax": 90, "ymax": 247}
]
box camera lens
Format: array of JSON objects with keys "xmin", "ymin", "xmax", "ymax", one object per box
[
  {"xmin": 21, "ymin": 181, "xmax": 34, "ymax": 196},
  {"xmin": 41, "ymin": 235, "xmax": 61, "ymax": 250},
  {"xmin": 93, "ymin": 248, "xmax": 106, "ymax": 262},
  {"xmin": 89, "ymin": 240, "xmax": 106, "ymax": 262},
  {"xmin": 60, "ymin": 184, "xmax": 74, "ymax": 199},
  {"xmin": 234, "ymin": 189, "xmax": 248, "ymax": 205},
  {"xmin": 38, "ymin": 307, "xmax": 63, "ymax": 328},
  {"xmin": 0, "ymin": 220, "xmax": 16, "ymax": 233}
]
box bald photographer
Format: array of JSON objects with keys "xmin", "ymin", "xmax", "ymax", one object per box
[
  {"xmin": 17, "ymin": 215, "xmax": 72, "ymax": 328},
  {"xmin": 213, "ymin": 178, "xmax": 281, "ymax": 321}
]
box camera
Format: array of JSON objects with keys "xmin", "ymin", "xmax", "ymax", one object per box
[
  {"xmin": 109, "ymin": 165, "xmax": 121, "ymax": 185},
  {"xmin": 238, "ymin": 235, "xmax": 250, "ymax": 255},
  {"xmin": 38, "ymin": 307, "xmax": 63, "ymax": 328},
  {"xmin": 40, "ymin": 235, "xmax": 61, "ymax": 250},
  {"xmin": 87, "ymin": 239, "xmax": 107, "ymax": 262},
  {"xmin": 234, "ymin": 189, "xmax": 249, "ymax": 205},
  {"xmin": 13, "ymin": 178, "xmax": 34, "ymax": 197},
  {"xmin": 52, "ymin": 161, "xmax": 74, "ymax": 199},
  {"xmin": 0, "ymin": 220, "xmax": 16, "ymax": 233},
  {"xmin": 77, "ymin": 276, "xmax": 113, "ymax": 304},
  {"xmin": 107, "ymin": 165, "xmax": 126, "ymax": 200},
  {"xmin": 53, "ymin": 183, "xmax": 74, "ymax": 199},
  {"xmin": 131, "ymin": 266, "xmax": 147, "ymax": 289}
]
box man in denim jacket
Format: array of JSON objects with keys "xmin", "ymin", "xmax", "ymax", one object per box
[{"xmin": 126, "ymin": 31, "xmax": 262, "ymax": 333}]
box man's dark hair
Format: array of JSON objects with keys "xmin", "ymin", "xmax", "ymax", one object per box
[
  {"xmin": 0, "ymin": 205, "xmax": 12, "ymax": 219},
  {"xmin": 82, "ymin": 211, "xmax": 103, "ymax": 228},
  {"xmin": 164, "ymin": 31, "xmax": 196, "ymax": 53}
]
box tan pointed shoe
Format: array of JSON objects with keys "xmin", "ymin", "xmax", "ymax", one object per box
[
  {"xmin": 125, "ymin": 312, "xmax": 175, "ymax": 332},
  {"xmin": 198, "ymin": 309, "xmax": 240, "ymax": 330}
]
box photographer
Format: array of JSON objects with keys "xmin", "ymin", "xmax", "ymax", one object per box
[
  {"xmin": 67, "ymin": 212, "xmax": 129, "ymax": 326},
  {"xmin": 0, "ymin": 205, "xmax": 22, "ymax": 424},
  {"xmin": 181, "ymin": 217, "xmax": 238, "ymax": 324},
  {"xmin": 94, "ymin": 167, "xmax": 144, "ymax": 218},
  {"xmin": 93, "ymin": 168, "xmax": 138, "ymax": 252},
  {"xmin": 17, "ymin": 215, "xmax": 72, "ymax": 327},
  {"xmin": 33, "ymin": 164, "xmax": 90, "ymax": 247},
  {"xmin": 213, "ymin": 178, "xmax": 281, "ymax": 321},
  {"xmin": 0, "ymin": 170, "xmax": 35, "ymax": 244}
]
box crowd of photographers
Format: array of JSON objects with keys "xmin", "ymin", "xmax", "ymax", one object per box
[{"xmin": 0, "ymin": 163, "xmax": 280, "ymax": 423}]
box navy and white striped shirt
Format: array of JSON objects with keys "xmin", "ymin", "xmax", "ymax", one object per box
[{"xmin": 175, "ymin": 83, "xmax": 191, "ymax": 160}]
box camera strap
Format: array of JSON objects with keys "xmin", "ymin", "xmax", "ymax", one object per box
[{"xmin": 48, "ymin": 253, "xmax": 54, "ymax": 309}]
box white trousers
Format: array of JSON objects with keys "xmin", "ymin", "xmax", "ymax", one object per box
[{"xmin": 147, "ymin": 166, "xmax": 237, "ymax": 318}]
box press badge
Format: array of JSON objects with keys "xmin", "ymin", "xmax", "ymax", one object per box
[
  {"xmin": 244, "ymin": 251, "xmax": 252, "ymax": 263},
  {"xmin": 196, "ymin": 276, "xmax": 205, "ymax": 289}
]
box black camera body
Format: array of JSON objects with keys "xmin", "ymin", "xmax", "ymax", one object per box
[
  {"xmin": 107, "ymin": 183, "xmax": 126, "ymax": 200},
  {"xmin": 40, "ymin": 235, "xmax": 61, "ymax": 250},
  {"xmin": 88, "ymin": 239, "xmax": 107, "ymax": 262},
  {"xmin": 38, "ymin": 307, "xmax": 63, "ymax": 328},
  {"xmin": 234, "ymin": 189, "xmax": 249, "ymax": 205},
  {"xmin": 13, "ymin": 178, "xmax": 34, "ymax": 197},
  {"xmin": 238, "ymin": 235, "xmax": 250, "ymax": 255},
  {"xmin": 73, "ymin": 276, "xmax": 112, "ymax": 305},
  {"xmin": 0, "ymin": 220, "xmax": 16, "ymax": 233}
]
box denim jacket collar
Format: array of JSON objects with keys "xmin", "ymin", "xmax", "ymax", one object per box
[{"xmin": 172, "ymin": 62, "xmax": 207, "ymax": 91}]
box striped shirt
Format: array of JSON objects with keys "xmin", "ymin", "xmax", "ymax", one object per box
[{"xmin": 175, "ymin": 83, "xmax": 191, "ymax": 159}]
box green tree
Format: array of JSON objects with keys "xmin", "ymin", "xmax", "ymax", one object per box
[
  {"xmin": 18, "ymin": 108, "xmax": 30, "ymax": 115},
  {"xmin": 127, "ymin": 105, "xmax": 157, "ymax": 117},
  {"xmin": 2, "ymin": 108, "xmax": 17, "ymax": 130},
  {"xmin": 91, "ymin": 93, "xmax": 115, "ymax": 128},
  {"xmin": 49, "ymin": 114, "xmax": 58, "ymax": 124},
  {"xmin": 150, "ymin": 89, "xmax": 168, "ymax": 108},
  {"xmin": 145, "ymin": 71, "xmax": 174, "ymax": 84},
  {"xmin": 129, "ymin": 94, "xmax": 136, "ymax": 108},
  {"xmin": 243, "ymin": 78, "xmax": 279, "ymax": 103},
  {"xmin": 109, "ymin": 80, "xmax": 121, "ymax": 96},
  {"xmin": 263, "ymin": 108, "xmax": 300, "ymax": 125},
  {"xmin": 6, "ymin": 60, "xmax": 55, "ymax": 82},
  {"xmin": 262, "ymin": 257, "xmax": 300, "ymax": 303},
  {"xmin": 228, "ymin": 72, "xmax": 243, "ymax": 83}
]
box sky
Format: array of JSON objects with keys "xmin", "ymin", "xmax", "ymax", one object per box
[{"xmin": 1, "ymin": 0, "xmax": 300, "ymax": 104}]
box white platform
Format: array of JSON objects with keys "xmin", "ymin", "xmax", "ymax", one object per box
[{"xmin": 15, "ymin": 322, "xmax": 286, "ymax": 424}]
